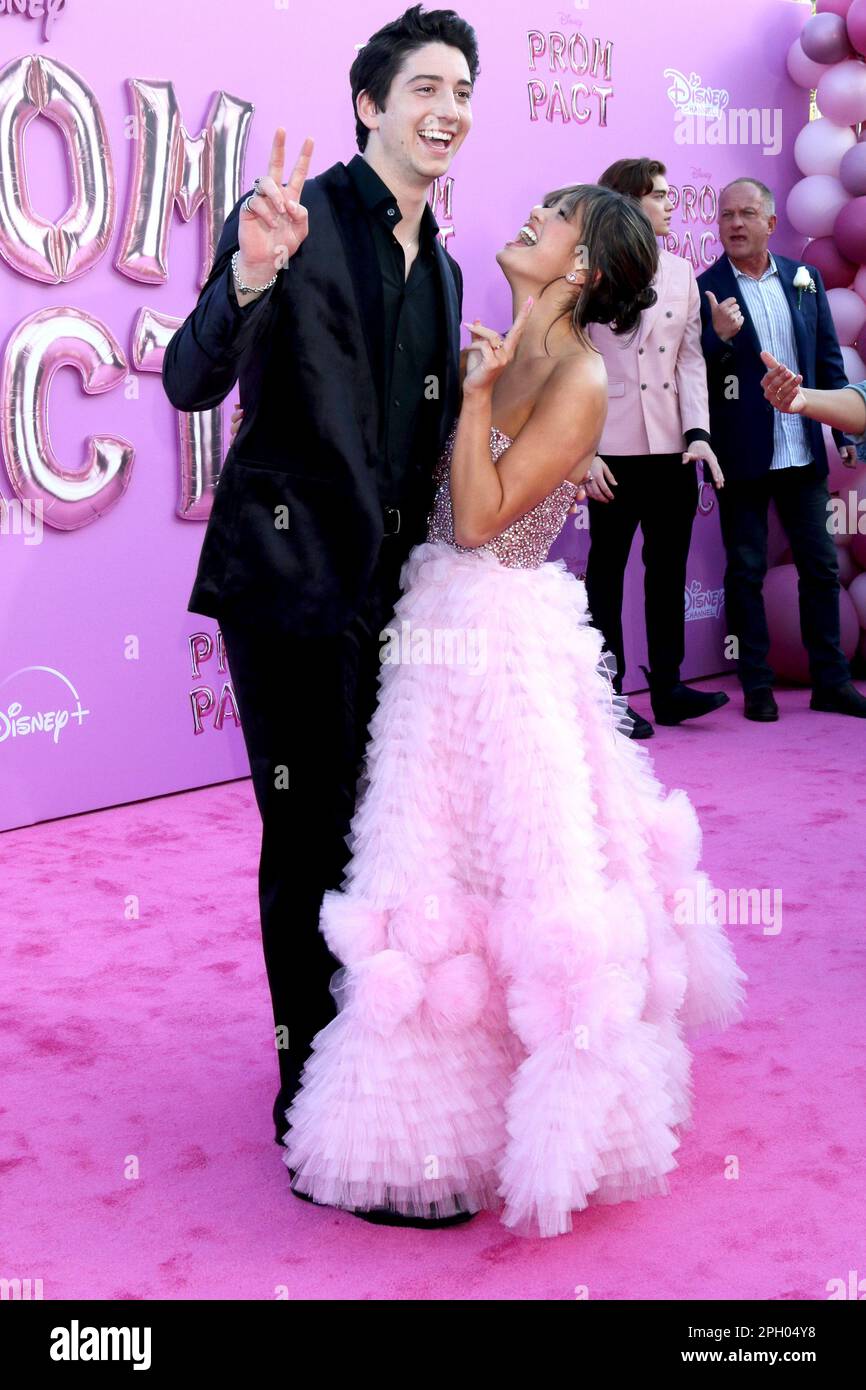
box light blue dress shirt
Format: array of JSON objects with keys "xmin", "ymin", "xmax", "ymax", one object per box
[{"xmin": 729, "ymin": 253, "xmax": 811, "ymax": 470}]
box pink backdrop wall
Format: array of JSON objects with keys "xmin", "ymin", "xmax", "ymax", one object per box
[{"xmin": 0, "ymin": 0, "xmax": 811, "ymax": 831}]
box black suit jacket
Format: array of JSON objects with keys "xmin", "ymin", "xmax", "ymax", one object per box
[
  {"xmin": 162, "ymin": 160, "xmax": 464, "ymax": 637},
  {"xmin": 697, "ymin": 252, "xmax": 849, "ymax": 482}
]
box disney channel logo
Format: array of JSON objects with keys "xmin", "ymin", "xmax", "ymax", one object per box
[
  {"xmin": 0, "ymin": 666, "xmax": 91, "ymax": 746},
  {"xmin": 0, "ymin": 0, "xmax": 67, "ymax": 44},
  {"xmin": 684, "ymin": 578, "xmax": 724, "ymax": 622}
]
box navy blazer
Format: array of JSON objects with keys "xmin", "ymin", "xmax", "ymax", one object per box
[
  {"xmin": 697, "ymin": 252, "xmax": 849, "ymax": 482},
  {"xmin": 162, "ymin": 161, "xmax": 463, "ymax": 638}
]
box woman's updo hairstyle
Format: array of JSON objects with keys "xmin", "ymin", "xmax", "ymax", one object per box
[{"xmin": 538, "ymin": 183, "xmax": 659, "ymax": 354}]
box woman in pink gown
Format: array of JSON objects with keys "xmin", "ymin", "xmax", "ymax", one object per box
[{"xmin": 279, "ymin": 182, "xmax": 747, "ymax": 1238}]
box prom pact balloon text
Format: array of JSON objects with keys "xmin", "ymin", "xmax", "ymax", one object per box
[
  {"xmin": 0, "ymin": 55, "xmax": 259, "ymax": 531},
  {"xmin": 188, "ymin": 631, "xmax": 240, "ymax": 736}
]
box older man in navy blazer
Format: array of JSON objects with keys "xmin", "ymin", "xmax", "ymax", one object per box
[{"xmin": 698, "ymin": 176, "xmax": 866, "ymax": 720}]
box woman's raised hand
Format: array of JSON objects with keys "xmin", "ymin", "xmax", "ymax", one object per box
[
  {"xmin": 237, "ymin": 130, "xmax": 314, "ymax": 279},
  {"xmin": 460, "ymin": 298, "xmax": 534, "ymax": 396}
]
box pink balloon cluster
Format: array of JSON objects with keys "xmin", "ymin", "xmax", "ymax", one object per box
[
  {"xmin": 774, "ymin": 2, "xmax": 866, "ymax": 678},
  {"xmin": 764, "ymin": 458, "xmax": 866, "ymax": 681},
  {"xmin": 788, "ymin": 3, "xmax": 866, "ymax": 336}
]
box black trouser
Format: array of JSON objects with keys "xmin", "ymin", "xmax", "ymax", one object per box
[
  {"xmin": 584, "ymin": 453, "xmax": 699, "ymax": 694},
  {"xmin": 716, "ymin": 460, "xmax": 849, "ymax": 693},
  {"xmin": 218, "ymin": 530, "xmax": 411, "ymax": 1132}
]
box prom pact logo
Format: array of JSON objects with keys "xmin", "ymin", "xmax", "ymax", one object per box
[
  {"xmin": 665, "ymin": 69, "xmax": 782, "ymax": 157},
  {"xmin": 0, "ymin": 666, "xmax": 91, "ymax": 746},
  {"xmin": 0, "ymin": 0, "xmax": 67, "ymax": 44}
]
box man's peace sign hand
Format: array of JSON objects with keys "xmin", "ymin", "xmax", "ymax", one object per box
[{"xmin": 238, "ymin": 130, "xmax": 313, "ymax": 279}]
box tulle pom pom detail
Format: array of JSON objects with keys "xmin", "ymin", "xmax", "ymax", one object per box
[
  {"xmin": 320, "ymin": 893, "xmax": 388, "ymax": 966},
  {"xmin": 387, "ymin": 889, "xmax": 490, "ymax": 962},
  {"xmin": 348, "ymin": 949, "xmax": 426, "ymax": 1035},
  {"xmin": 489, "ymin": 900, "xmax": 606, "ymax": 980},
  {"xmin": 388, "ymin": 897, "xmax": 456, "ymax": 963},
  {"xmin": 570, "ymin": 962, "xmax": 646, "ymax": 1035},
  {"xmin": 505, "ymin": 961, "xmax": 647, "ymax": 1052},
  {"xmin": 646, "ymin": 788, "xmax": 702, "ymax": 895},
  {"xmin": 424, "ymin": 953, "xmax": 490, "ymax": 1030}
]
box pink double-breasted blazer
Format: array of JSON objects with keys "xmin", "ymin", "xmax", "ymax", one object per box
[{"xmin": 587, "ymin": 248, "xmax": 710, "ymax": 455}]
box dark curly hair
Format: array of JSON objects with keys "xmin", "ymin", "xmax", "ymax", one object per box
[
  {"xmin": 536, "ymin": 183, "xmax": 659, "ymax": 355},
  {"xmin": 350, "ymin": 5, "xmax": 480, "ymax": 153}
]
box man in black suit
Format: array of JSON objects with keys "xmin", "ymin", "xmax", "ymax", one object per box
[
  {"xmin": 697, "ymin": 177, "xmax": 866, "ymax": 721},
  {"xmin": 162, "ymin": 7, "xmax": 479, "ymax": 1185}
]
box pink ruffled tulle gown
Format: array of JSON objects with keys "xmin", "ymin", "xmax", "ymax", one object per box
[{"xmin": 282, "ymin": 420, "xmax": 747, "ymax": 1238}]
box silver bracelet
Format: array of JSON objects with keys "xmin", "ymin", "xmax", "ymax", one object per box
[{"xmin": 231, "ymin": 248, "xmax": 283, "ymax": 296}]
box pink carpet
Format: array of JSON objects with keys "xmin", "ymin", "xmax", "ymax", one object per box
[{"xmin": 3, "ymin": 672, "xmax": 864, "ymax": 1300}]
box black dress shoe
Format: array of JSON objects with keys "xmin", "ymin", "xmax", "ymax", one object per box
[
  {"xmin": 640, "ymin": 667, "xmax": 730, "ymax": 725},
  {"xmin": 285, "ymin": 1163, "xmax": 474, "ymax": 1222},
  {"xmin": 744, "ymin": 686, "xmax": 779, "ymax": 721},
  {"xmin": 626, "ymin": 705, "xmax": 654, "ymax": 739},
  {"xmin": 810, "ymin": 680, "xmax": 866, "ymax": 717},
  {"xmin": 351, "ymin": 1205, "xmax": 477, "ymax": 1228}
]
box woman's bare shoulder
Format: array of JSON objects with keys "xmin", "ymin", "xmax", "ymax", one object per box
[{"xmin": 547, "ymin": 346, "xmax": 608, "ymax": 399}]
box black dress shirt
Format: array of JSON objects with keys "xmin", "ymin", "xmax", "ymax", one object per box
[{"xmin": 346, "ymin": 154, "xmax": 447, "ymax": 514}]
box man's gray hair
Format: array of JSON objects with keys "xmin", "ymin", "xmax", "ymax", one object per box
[{"xmin": 719, "ymin": 178, "xmax": 775, "ymax": 216}]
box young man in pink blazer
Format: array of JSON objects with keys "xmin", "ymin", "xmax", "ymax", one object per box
[{"xmin": 583, "ymin": 158, "xmax": 728, "ymax": 738}]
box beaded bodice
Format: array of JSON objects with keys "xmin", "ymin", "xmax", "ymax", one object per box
[{"xmin": 426, "ymin": 419, "xmax": 579, "ymax": 568}]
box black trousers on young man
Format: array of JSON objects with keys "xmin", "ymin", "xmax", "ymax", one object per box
[
  {"xmin": 584, "ymin": 453, "xmax": 699, "ymax": 694},
  {"xmin": 219, "ymin": 525, "xmax": 412, "ymax": 1143}
]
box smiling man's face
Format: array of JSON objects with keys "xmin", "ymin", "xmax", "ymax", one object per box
[{"xmin": 358, "ymin": 41, "xmax": 473, "ymax": 184}]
